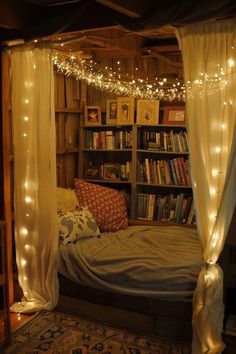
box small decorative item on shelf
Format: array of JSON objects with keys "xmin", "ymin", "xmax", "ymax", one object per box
[
  {"xmin": 84, "ymin": 106, "xmax": 102, "ymax": 126},
  {"xmin": 136, "ymin": 99, "xmax": 160, "ymax": 125},
  {"xmin": 103, "ymin": 163, "xmax": 121, "ymax": 181},
  {"xmin": 84, "ymin": 165, "xmax": 100, "ymax": 179},
  {"xmin": 117, "ymin": 96, "xmax": 135, "ymax": 125},
  {"xmin": 163, "ymin": 106, "xmax": 185, "ymax": 125},
  {"xmin": 106, "ymin": 99, "xmax": 117, "ymax": 125}
]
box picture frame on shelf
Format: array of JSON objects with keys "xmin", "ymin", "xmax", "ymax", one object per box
[
  {"xmin": 84, "ymin": 106, "xmax": 102, "ymax": 126},
  {"xmin": 84, "ymin": 165, "xmax": 100, "ymax": 180},
  {"xmin": 106, "ymin": 99, "xmax": 117, "ymax": 125},
  {"xmin": 136, "ymin": 99, "xmax": 160, "ymax": 125},
  {"xmin": 103, "ymin": 163, "xmax": 121, "ymax": 181},
  {"xmin": 163, "ymin": 106, "xmax": 186, "ymax": 125},
  {"xmin": 117, "ymin": 96, "xmax": 135, "ymax": 125}
]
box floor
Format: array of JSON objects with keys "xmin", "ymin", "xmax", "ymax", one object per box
[{"xmin": 0, "ymin": 312, "xmax": 35, "ymax": 344}]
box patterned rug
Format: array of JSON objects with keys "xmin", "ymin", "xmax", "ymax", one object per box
[{"xmin": 3, "ymin": 310, "xmax": 191, "ymax": 354}]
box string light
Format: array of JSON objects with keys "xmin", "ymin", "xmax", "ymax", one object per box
[
  {"xmin": 52, "ymin": 51, "xmax": 186, "ymax": 101},
  {"xmin": 20, "ymin": 227, "xmax": 28, "ymax": 236},
  {"xmin": 25, "ymin": 196, "xmax": 32, "ymax": 204},
  {"xmin": 52, "ymin": 49, "xmax": 236, "ymax": 100},
  {"xmin": 21, "ymin": 259, "xmax": 27, "ymax": 266}
]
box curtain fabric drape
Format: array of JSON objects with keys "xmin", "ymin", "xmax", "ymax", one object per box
[
  {"xmin": 176, "ymin": 19, "xmax": 236, "ymax": 353},
  {"xmin": 10, "ymin": 46, "xmax": 59, "ymax": 312}
]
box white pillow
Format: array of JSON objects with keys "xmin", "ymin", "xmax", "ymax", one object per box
[
  {"xmin": 57, "ymin": 187, "xmax": 79, "ymax": 212},
  {"xmin": 58, "ymin": 206, "xmax": 100, "ymax": 245}
]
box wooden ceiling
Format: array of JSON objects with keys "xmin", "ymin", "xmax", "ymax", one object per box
[{"xmin": 1, "ymin": 0, "xmax": 235, "ymax": 80}]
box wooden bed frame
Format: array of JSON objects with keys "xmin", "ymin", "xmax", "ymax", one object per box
[
  {"xmin": 58, "ymin": 274, "xmax": 193, "ymax": 342},
  {"xmin": 57, "ymin": 221, "xmax": 199, "ymax": 342}
]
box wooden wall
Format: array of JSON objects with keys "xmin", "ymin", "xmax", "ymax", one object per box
[{"xmin": 54, "ymin": 73, "xmax": 83, "ymax": 188}]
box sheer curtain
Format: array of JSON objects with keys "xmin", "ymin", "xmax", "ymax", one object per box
[
  {"xmin": 176, "ymin": 19, "xmax": 236, "ymax": 353},
  {"xmin": 10, "ymin": 46, "xmax": 59, "ymax": 312}
]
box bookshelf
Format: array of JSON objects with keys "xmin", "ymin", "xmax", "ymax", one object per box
[{"xmin": 79, "ymin": 123, "xmax": 195, "ymax": 225}]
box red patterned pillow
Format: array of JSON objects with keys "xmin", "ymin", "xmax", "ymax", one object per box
[{"xmin": 74, "ymin": 179, "xmax": 128, "ymax": 232}]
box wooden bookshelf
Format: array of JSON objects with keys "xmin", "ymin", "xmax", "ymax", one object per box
[{"xmin": 79, "ymin": 122, "xmax": 195, "ymax": 225}]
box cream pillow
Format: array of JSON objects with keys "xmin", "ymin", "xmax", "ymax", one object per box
[
  {"xmin": 58, "ymin": 207, "xmax": 100, "ymax": 245},
  {"xmin": 57, "ymin": 187, "xmax": 79, "ymax": 212}
]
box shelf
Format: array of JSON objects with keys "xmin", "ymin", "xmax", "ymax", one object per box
[
  {"xmin": 55, "ymin": 108, "xmax": 82, "ymax": 113},
  {"xmin": 137, "ymin": 182, "xmax": 192, "ymax": 189},
  {"xmin": 82, "ymin": 124, "xmax": 133, "ymax": 129},
  {"xmin": 137, "ymin": 149, "xmax": 188, "ymax": 155},
  {"xmin": 84, "ymin": 179, "xmax": 131, "ymax": 184},
  {"xmin": 82, "ymin": 148, "xmax": 132, "ymax": 152},
  {"xmin": 56, "ymin": 148, "xmax": 78, "ymax": 155}
]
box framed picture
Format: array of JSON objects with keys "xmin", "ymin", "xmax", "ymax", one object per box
[
  {"xmin": 106, "ymin": 99, "xmax": 117, "ymax": 125},
  {"xmin": 84, "ymin": 106, "xmax": 101, "ymax": 126},
  {"xmin": 136, "ymin": 99, "xmax": 160, "ymax": 125},
  {"xmin": 117, "ymin": 97, "xmax": 135, "ymax": 125},
  {"xmin": 163, "ymin": 106, "xmax": 185, "ymax": 125},
  {"xmin": 103, "ymin": 163, "xmax": 121, "ymax": 181},
  {"xmin": 84, "ymin": 165, "xmax": 100, "ymax": 179}
]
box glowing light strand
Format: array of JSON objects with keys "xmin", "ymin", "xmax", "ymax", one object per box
[
  {"xmin": 52, "ymin": 51, "xmax": 235, "ymax": 102},
  {"xmin": 52, "ymin": 52, "xmax": 186, "ymax": 102}
]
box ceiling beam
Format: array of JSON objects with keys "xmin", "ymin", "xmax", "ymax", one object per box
[{"xmin": 96, "ymin": 0, "xmax": 156, "ymax": 18}]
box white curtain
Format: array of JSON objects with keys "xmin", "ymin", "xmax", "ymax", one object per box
[
  {"xmin": 176, "ymin": 19, "xmax": 236, "ymax": 353},
  {"xmin": 10, "ymin": 46, "xmax": 59, "ymax": 312}
]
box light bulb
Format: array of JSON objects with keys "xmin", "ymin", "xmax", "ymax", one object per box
[
  {"xmin": 25, "ymin": 196, "xmax": 32, "ymax": 203},
  {"xmin": 20, "ymin": 227, "xmax": 28, "ymax": 236},
  {"xmin": 21, "ymin": 259, "xmax": 27, "ymax": 266}
]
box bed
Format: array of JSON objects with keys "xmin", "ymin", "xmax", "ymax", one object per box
[
  {"xmin": 58, "ymin": 225, "xmax": 202, "ymax": 301},
  {"xmin": 56, "ymin": 183, "xmax": 202, "ymax": 340}
]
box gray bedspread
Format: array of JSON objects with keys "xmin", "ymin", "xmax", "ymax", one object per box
[{"xmin": 58, "ymin": 225, "xmax": 203, "ymax": 300}]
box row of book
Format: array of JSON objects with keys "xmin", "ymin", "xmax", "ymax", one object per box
[
  {"xmin": 136, "ymin": 193, "xmax": 196, "ymax": 224},
  {"xmin": 85, "ymin": 130, "xmax": 133, "ymax": 150},
  {"xmin": 85, "ymin": 162, "xmax": 132, "ymax": 181},
  {"xmin": 137, "ymin": 130, "xmax": 188, "ymax": 152},
  {"xmin": 137, "ymin": 157, "xmax": 191, "ymax": 186}
]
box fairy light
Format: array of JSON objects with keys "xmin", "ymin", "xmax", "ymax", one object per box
[
  {"xmin": 17, "ymin": 313, "xmax": 21, "ymax": 321},
  {"xmin": 24, "ymin": 116, "xmax": 29, "ymax": 121},
  {"xmin": 52, "ymin": 51, "xmax": 186, "ymax": 101},
  {"xmin": 24, "ymin": 99, "xmax": 29, "ymax": 104},
  {"xmin": 21, "ymin": 259, "xmax": 27, "ymax": 266},
  {"xmin": 25, "ymin": 196, "xmax": 32, "ymax": 204},
  {"xmin": 228, "ymin": 58, "xmax": 235, "ymax": 67},
  {"xmin": 20, "ymin": 227, "xmax": 28, "ymax": 236}
]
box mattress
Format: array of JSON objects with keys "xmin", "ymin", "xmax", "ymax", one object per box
[{"xmin": 58, "ymin": 225, "xmax": 203, "ymax": 300}]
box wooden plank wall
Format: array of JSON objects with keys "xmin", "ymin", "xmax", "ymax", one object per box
[{"xmin": 54, "ymin": 73, "xmax": 83, "ymax": 188}]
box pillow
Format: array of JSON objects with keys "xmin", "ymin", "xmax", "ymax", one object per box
[
  {"xmin": 57, "ymin": 187, "xmax": 80, "ymax": 212},
  {"xmin": 74, "ymin": 179, "xmax": 128, "ymax": 232},
  {"xmin": 58, "ymin": 206, "xmax": 100, "ymax": 245}
]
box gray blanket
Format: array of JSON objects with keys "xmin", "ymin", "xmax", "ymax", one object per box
[{"xmin": 58, "ymin": 225, "xmax": 203, "ymax": 300}]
